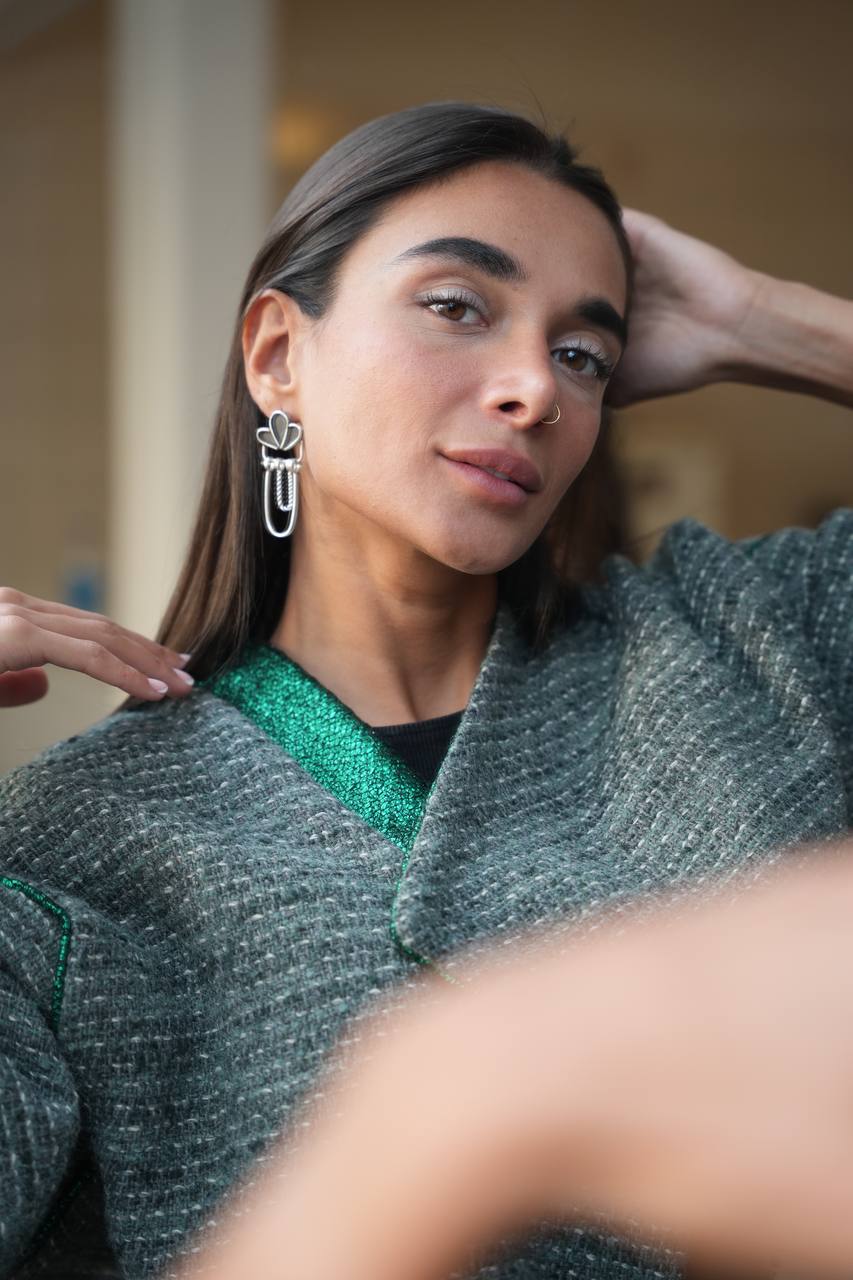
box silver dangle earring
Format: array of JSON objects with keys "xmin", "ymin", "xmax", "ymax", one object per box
[{"xmin": 256, "ymin": 409, "xmax": 304, "ymax": 539}]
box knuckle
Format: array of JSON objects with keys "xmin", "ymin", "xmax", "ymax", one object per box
[
  {"xmin": 82, "ymin": 639, "xmax": 109, "ymax": 666},
  {"xmin": 0, "ymin": 586, "xmax": 25, "ymax": 608},
  {"xmin": 0, "ymin": 613, "xmax": 34, "ymax": 642}
]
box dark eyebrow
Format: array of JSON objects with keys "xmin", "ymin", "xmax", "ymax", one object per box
[
  {"xmin": 575, "ymin": 297, "xmax": 628, "ymax": 351},
  {"xmin": 392, "ymin": 235, "xmax": 627, "ymax": 350},
  {"xmin": 391, "ymin": 236, "xmax": 527, "ymax": 283}
]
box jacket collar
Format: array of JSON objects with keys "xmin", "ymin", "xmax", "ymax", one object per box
[
  {"xmin": 202, "ymin": 601, "xmax": 521, "ymax": 854},
  {"xmin": 202, "ymin": 529, "xmax": 848, "ymax": 983}
]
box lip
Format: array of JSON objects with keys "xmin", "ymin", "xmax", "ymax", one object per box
[
  {"xmin": 438, "ymin": 447, "xmax": 543, "ymax": 493},
  {"xmin": 440, "ymin": 456, "xmax": 529, "ymax": 507}
]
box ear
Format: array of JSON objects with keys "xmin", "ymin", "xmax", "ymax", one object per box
[{"xmin": 242, "ymin": 288, "xmax": 309, "ymax": 419}]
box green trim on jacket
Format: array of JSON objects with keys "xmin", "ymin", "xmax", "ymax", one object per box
[
  {"xmin": 203, "ymin": 643, "xmax": 456, "ymax": 976},
  {"xmin": 204, "ymin": 643, "xmax": 430, "ymax": 850},
  {"xmin": 0, "ymin": 878, "xmax": 72, "ymax": 1031}
]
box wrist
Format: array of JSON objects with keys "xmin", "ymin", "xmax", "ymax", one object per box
[
  {"xmin": 712, "ymin": 271, "xmax": 853, "ymax": 406},
  {"xmin": 188, "ymin": 980, "xmax": 557, "ymax": 1280},
  {"xmin": 294, "ymin": 956, "xmax": 617, "ymax": 1280},
  {"xmin": 444, "ymin": 938, "xmax": 629, "ymax": 1225}
]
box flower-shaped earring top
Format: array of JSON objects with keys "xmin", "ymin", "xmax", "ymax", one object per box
[{"xmin": 256, "ymin": 410, "xmax": 302, "ymax": 453}]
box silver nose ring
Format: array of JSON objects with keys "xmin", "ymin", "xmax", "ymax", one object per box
[{"xmin": 540, "ymin": 403, "xmax": 561, "ymax": 424}]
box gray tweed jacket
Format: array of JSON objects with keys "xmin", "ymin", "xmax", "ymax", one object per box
[{"xmin": 1, "ymin": 512, "xmax": 851, "ymax": 1280}]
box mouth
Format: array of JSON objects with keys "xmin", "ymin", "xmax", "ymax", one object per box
[
  {"xmin": 439, "ymin": 456, "xmax": 531, "ymax": 507},
  {"xmin": 439, "ymin": 447, "xmax": 543, "ymax": 494}
]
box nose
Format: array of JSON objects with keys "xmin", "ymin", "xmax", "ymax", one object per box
[{"xmin": 481, "ymin": 335, "xmax": 560, "ymax": 427}]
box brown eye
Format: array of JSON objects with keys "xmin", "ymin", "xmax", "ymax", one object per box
[
  {"xmin": 420, "ymin": 291, "xmax": 483, "ymax": 324},
  {"xmin": 562, "ymin": 349, "xmax": 594, "ymax": 372},
  {"xmin": 435, "ymin": 300, "xmax": 468, "ymax": 321},
  {"xmin": 553, "ymin": 344, "xmax": 612, "ymax": 382}
]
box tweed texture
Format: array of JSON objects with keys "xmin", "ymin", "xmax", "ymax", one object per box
[{"xmin": 0, "ymin": 511, "xmax": 850, "ymax": 1280}]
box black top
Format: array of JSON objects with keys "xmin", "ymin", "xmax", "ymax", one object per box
[{"xmin": 371, "ymin": 710, "xmax": 464, "ymax": 786}]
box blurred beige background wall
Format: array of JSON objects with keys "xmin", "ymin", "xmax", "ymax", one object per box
[{"xmin": 1, "ymin": 0, "xmax": 851, "ymax": 772}]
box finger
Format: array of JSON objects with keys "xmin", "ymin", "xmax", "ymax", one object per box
[
  {"xmin": 620, "ymin": 207, "xmax": 662, "ymax": 226},
  {"xmin": 0, "ymin": 587, "xmax": 190, "ymax": 669},
  {"xmin": 0, "ymin": 668, "xmax": 49, "ymax": 708},
  {"xmin": 0, "ymin": 617, "xmax": 180, "ymax": 702},
  {"xmin": 1, "ymin": 606, "xmax": 194, "ymax": 696}
]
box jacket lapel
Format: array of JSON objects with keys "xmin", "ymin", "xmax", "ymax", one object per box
[
  {"xmin": 204, "ymin": 643, "xmax": 430, "ymax": 849},
  {"xmin": 395, "ymin": 525, "xmax": 849, "ymax": 978},
  {"xmin": 202, "ymin": 519, "xmax": 848, "ymax": 984}
]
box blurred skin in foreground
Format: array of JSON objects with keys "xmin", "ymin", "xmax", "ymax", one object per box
[{"xmin": 176, "ymin": 841, "xmax": 853, "ymax": 1280}]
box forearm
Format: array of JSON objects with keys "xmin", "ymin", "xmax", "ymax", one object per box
[
  {"xmin": 717, "ymin": 273, "xmax": 853, "ymax": 408},
  {"xmin": 176, "ymin": 839, "xmax": 853, "ymax": 1280},
  {"xmin": 176, "ymin": 957, "xmax": 610, "ymax": 1280}
]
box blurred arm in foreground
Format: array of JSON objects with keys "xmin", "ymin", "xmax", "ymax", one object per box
[{"xmin": 175, "ymin": 834, "xmax": 853, "ymax": 1280}]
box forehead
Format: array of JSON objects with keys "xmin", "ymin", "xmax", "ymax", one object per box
[{"xmin": 341, "ymin": 160, "xmax": 627, "ymax": 306}]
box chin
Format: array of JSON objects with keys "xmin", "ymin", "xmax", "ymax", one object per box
[{"xmin": 428, "ymin": 532, "xmax": 537, "ymax": 577}]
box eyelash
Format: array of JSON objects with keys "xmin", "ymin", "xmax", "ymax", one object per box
[{"xmin": 419, "ymin": 288, "xmax": 615, "ymax": 382}]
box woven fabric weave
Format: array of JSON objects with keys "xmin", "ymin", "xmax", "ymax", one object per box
[{"xmin": 0, "ymin": 510, "xmax": 851, "ymax": 1280}]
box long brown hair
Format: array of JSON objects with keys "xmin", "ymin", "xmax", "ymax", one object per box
[{"xmin": 152, "ymin": 102, "xmax": 634, "ymax": 686}]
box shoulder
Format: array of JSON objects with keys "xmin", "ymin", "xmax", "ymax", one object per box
[
  {"xmin": 1, "ymin": 687, "xmax": 237, "ymax": 800},
  {"xmin": 569, "ymin": 509, "xmax": 852, "ymax": 686},
  {"xmin": 734, "ymin": 507, "xmax": 853, "ymax": 592},
  {"xmin": 622, "ymin": 507, "xmax": 853, "ymax": 621},
  {"xmin": 0, "ymin": 690, "xmax": 258, "ymax": 883}
]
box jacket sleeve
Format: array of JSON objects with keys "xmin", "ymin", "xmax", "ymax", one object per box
[
  {"xmin": 737, "ymin": 507, "xmax": 853, "ymax": 804},
  {"xmin": 0, "ymin": 879, "xmax": 81, "ymax": 1276}
]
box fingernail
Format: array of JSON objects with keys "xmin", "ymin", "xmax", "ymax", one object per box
[
  {"xmin": 179, "ymin": 652, "xmax": 192, "ymax": 663},
  {"xmin": 148, "ymin": 678, "xmax": 169, "ymax": 694},
  {"xmin": 173, "ymin": 668, "xmax": 195, "ymax": 685}
]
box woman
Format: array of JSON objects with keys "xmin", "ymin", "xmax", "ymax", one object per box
[{"xmin": 0, "ymin": 101, "xmax": 851, "ymax": 1280}]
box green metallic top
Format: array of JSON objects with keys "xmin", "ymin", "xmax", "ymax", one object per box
[{"xmin": 203, "ymin": 644, "xmax": 432, "ymax": 852}]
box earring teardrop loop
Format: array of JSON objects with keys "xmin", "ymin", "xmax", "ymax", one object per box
[{"xmin": 262, "ymin": 466, "xmax": 299, "ymax": 538}]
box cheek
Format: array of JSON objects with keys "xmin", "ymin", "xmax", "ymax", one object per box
[
  {"xmin": 304, "ymin": 319, "xmax": 468, "ymax": 466},
  {"xmin": 315, "ymin": 308, "xmax": 436, "ymax": 404},
  {"xmin": 297, "ymin": 326, "xmax": 453, "ymax": 508},
  {"xmin": 552, "ymin": 405, "xmax": 602, "ymax": 485}
]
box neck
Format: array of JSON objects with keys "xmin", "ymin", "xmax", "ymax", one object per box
[{"xmin": 270, "ymin": 518, "xmax": 498, "ymax": 727}]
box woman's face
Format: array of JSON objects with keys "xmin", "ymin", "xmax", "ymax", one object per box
[{"xmin": 250, "ymin": 160, "xmax": 628, "ymax": 577}]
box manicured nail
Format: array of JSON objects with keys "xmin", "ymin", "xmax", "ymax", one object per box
[
  {"xmin": 147, "ymin": 678, "xmax": 169, "ymax": 694},
  {"xmin": 173, "ymin": 668, "xmax": 194, "ymax": 685},
  {"xmin": 179, "ymin": 652, "xmax": 192, "ymax": 662}
]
